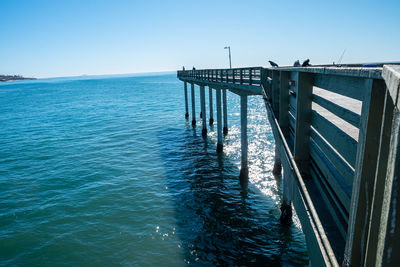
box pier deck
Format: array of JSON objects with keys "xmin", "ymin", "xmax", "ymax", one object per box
[{"xmin": 177, "ymin": 64, "xmax": 400, "ymax": 266}]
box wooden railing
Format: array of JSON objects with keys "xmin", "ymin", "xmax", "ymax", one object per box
[
  {"xmin": 177, "ymin": 64, "xmax": 400, "ymax": 266},
  {"xmin": 178, "ymin": 67, "xmax": 262, "ymax": 86}
]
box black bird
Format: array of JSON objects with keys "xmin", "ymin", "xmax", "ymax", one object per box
[
  {"xmin": 268, "ymin": 60, "xmax": 279, "ymax": 67},
  {"xmin": 302, "ymin": 59, "xmax": 311, "ymax": 67},
  {"xmin": 293, "ymin": 60, "xmax": 300, "ymax": 67}
]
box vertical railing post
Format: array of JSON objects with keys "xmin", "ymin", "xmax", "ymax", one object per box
[
  {"xmin": 279, "ymin": 71, "xmax": 290, "ymax": 136},
  {"xmin": 240, "ymin": 69, "xmax": 243, "ymax": 84},
  {"xmin": 249, "ymin": 68, "xmax": 253, "ymax": 85},
  {"xmin": 260, "ymin": 68, "xmax": 268, "ymax": 97},
  {"xmin": 272, "ymin": 70, "xmax": 280, "ymax": 119},
  {"xmin": 364, "ymin": 65, "xmax": 400, "ymax": 267},
  {"xmin": 271, "ymin": 70, "xmax": 282, "ymax": 175},
  {"xmin": 267, "ymin": 70, "xmax": 273, "ymax": 102},
  {"xmin": 293, "ymin": 72, "xmax": 314, "ymax": 175},
  {"xmin": 344, "ymin": 78, "xmax": 387, "ymax": 266}
]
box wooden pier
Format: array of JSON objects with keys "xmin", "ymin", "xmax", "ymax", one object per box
[{"xmin": 177, "ymin": 64, "xmax": 400, "ymax": 266}]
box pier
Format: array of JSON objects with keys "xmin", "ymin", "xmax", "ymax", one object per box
[{"xmin": 177, "ymin": 64, "xmax": 400, "ymax": 266}]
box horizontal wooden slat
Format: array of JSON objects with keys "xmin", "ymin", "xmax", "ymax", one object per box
[
  {"xmin": 309, "ymin": 161, "xmax": 348, "ymax": 239},
  {"xmin": 289, "ymin": 111, "xmax": 296, "ymax": 131},
  {"xmin": 314, "ymin": 74, "xmax": 367, "ymax": 101},
  {"xmin": 309, "ymin": 138, "xmax": 352, "ymax": 212},
  {"xmin": 311, "ymin": 110, "xmax": 357, "ymax": 167},
  {"xmin": 312, "ymin": 94, "xmax": 360, "ymax": 128},
  {"xmin": 310, "ymin": 128, "xmax": 354, "ymax": 185},
  {"xmin": 289, "ymin": 94, "xmax": 297, "ymax": 113}
]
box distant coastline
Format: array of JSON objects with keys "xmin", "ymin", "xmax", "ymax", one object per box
[{"xmin": 0, "ymin": 75, "xmax": 36, "ymax": 82}]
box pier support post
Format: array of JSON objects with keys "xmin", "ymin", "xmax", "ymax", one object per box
[
  {"xmin": 280, "ymin": 168, "xmax": 292, "ymax": 224},
  {"xmin": 200, "ymin": 85, "xmax": 207, "ymax": 136},
  {"xmin": 191, "ymin": 83, "xmax": 196, "ymax": 126},
  {"xmin": 272, "ymin": 145, "xmax": 282, "ymax": 175},
  {"xmin": 209, "ymin": 87, "xmax": 214, "ymax": 125},
  {"xmin": 223, "ymin": 89, "xmax": 228, "ymax": 135},
  {"xmin": 216, "ymin": 88, "xmax": 223, "ymax": 153},
  {"xmin": 184, "ymin": 82, "xmax": 189, "ymax": 118},
  {"xmin": 239, "ymin": 94, "xmax": 248, "ymax": 183}
]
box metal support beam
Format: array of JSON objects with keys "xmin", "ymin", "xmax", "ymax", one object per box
[
  {"xmin": 200, "ymin": 85, "xmax": 207, "ymax": 136},
  {"xmin": 223, "ymin": 89, "xmax": 228, "ymax": 135},
  {"xmin": 216, "ymin": 88, "xmax": 223, "ymax": 152},
  {"xmin": 191, "ymin": 83, "xmax": 196, "ymax": 126}
]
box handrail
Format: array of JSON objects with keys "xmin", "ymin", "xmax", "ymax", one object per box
[{"xmin": 261, "ymin": 84, "xmax": 339, "ymax": 267}]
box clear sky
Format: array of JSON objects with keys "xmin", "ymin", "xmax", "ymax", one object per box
[{"xmin": 1, "ymin": 0, "xmax": 399, "ymax": 78}]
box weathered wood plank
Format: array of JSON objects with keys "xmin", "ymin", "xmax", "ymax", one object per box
[
  {"xmin": 314, "ymin": 74, "xmax": 366, "ymax": 101},
  {"xmin": 377, "ymin": 111, "xmax": 400, "ymax": 266},
  {"xmin": 279, "ymin": 71, "xmax": 290, "ymax": 136},
  {"xmin": 309, "ymin": 162, "xmax": 348, "ymax": 239},
  {"xmin": 310, "ymin": 127, "xmax": 354, "ymax": 186},
  {"xmin": 311, "ymin": 110, "xmax": 357, "ymax": 168},
  {"xmin": 371, "ymin": 66, "xmax": 400, "ymax": 266},
  {"xmin": 272, "ymin": 70, "xmax": 280, "ymax": 118},
  {"xmin": 344, "ymin": 78, "xmax": 386, "ymax": 266},
  {"xmin": 294, "ymin": 72, "xmax": 314, "ymax": 174},
  {"xmin": 382, "ymin": 65, "xmax": 400, "ymax": 109},
  {"xmin": 364, "ymin": 89, "xmax": 395, "ymax": 265},
  {"xmin": 289, "ymin": 94, "xmax": 297, "ymax": 114},
  {"xmin": 309, "ymin": 138, "xmax": 351, "ymax": 212},
  {"xmin": 289, "ymin": 111, "xmax": 296, "ymax": 136},
  {"xmin": 313, "ymin": 94, "xmax": 360, "ymax": 128},
  {"xmin": 273, "ymin": 66, "xmax": 382, "ymax": 79}
]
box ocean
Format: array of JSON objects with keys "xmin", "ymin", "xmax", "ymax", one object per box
[{"xmin": 0, "ymin": 73, "xmax": 308, "ymax": 266}]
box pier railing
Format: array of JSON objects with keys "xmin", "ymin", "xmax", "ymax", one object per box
[
  {"xmin": 177, "ymin": 64, "xmax": 400, "ymax": 266},
  {"xmin": 178, "ymin": 67, "xmax": 262, "ymax": 85}
]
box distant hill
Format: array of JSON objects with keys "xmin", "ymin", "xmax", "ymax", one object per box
[{"xmin": 0, "ymin": 75, "xmax": 36, "ymax": 82}]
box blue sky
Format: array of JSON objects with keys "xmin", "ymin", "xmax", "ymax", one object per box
[{"xmin": 1, "ymin": 0, "xmax": 399, "ymax": 78}]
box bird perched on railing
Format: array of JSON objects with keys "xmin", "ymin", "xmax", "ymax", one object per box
[
  {"xmin": 302, "ymin": 59, "xmax": 311, "ymax": 67},
  {"xmin": 293, "ymin": 60, "xmax": 300, "ymax": 67},
  {"xmin": 268, "ymin": 61, "xmax": 279, "ymax": 67}
]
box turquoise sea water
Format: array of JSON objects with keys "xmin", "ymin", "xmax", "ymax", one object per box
[{"xmin": 0, "ymin": 74, "xmax": 308, "ymax": 266}]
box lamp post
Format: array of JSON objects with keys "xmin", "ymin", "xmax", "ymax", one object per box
[{"xmin": 224, "ymin": 46, "xmax": 232, "ymax": 69}]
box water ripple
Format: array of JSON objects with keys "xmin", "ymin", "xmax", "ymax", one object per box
[{"xmin": 0, "ymin": 74, "xmax": 308, "ymax": 266}]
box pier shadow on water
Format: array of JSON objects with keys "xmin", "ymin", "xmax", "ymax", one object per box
[{"xmin": 156, "ymin": 124, "xmax": 308, "ymax": 266}]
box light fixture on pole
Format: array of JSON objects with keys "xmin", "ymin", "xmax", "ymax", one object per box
[{"xmin": 224, "ymin": 46, "xmax": 232, "ymax": 69}]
